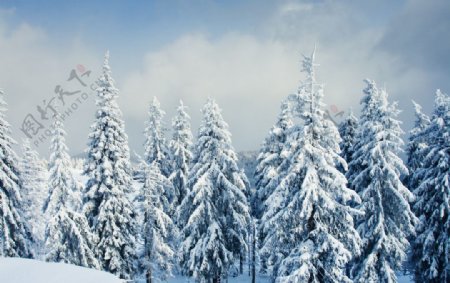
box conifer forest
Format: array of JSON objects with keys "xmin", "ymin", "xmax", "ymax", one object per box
[{"xmin": 0, "ymin": 1, "xmax": 449, "ymax": 283}]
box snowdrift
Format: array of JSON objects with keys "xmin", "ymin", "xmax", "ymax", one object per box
[
  {"xmin": 0, "ymin": 257, "xmax": 123, "ymax": 283},
  {"xmin": 0, "ymin": 257, "xmax": 413, "ymax": 283}
]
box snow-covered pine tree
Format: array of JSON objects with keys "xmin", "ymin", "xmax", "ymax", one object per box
[
  {"xmin": 338, "ymin": 110, "xmax": 358, "ymax": 172},
  {"xmin": 83, "ymin": 51, "xmax": 137, "ymax": 279},
  {"xmin": 260, "ymin": 50, "xmax": 361, "ymax": 283},
  {"xmin": 0, "ymin": 90, "xmax": 34, "ymax": 258},
  {"xmin": 140, "ymin": 161, "xmax": 177, "ymax": 283},
  {"xmin": 254, "ymin": 99, "xmax": 293, "ymax": 219},
  {"xmin": 254, "ymin": 99, "xmax": 293, "ymax": 275},
  {"xmin": 144, "ymin": 96, "xmax": 171, "ymax": 177},
  {"xmin": 169, "ymin": 100, "xmax": 193, "ymax": 209},
  {"xmin": 43, "ymin": 115, "xmax": 99, "ymax": 269},
  {"xmin": 407, "ymin": 101, "xmax": 431, "ymax": 171},
  {"xmin": 348, "ymin": 80, "xmax": 417, "ymax": 283},
  {"xmin": 20, "ymin": 139, "xmax": 47, "ymax": 243},
  {"xmin": 412, "ymin": 90, "xmax": 450, "ymax": 283},
  {"xmin": 405, "ymin": 101, "xmax": 431, "ymax": 192},
  {"xmin": 178, "ymin": 98, "xmax": 251, "ymax": 283},
  {"xmin": 143, "ymin": 96, "xmax": 175, "ymax": 216},
  {"xmin": 403, "ymin": 100, "xmax": 431, "ymax": 275}
]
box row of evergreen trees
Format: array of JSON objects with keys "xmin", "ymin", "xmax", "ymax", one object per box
[
  {"xmin": 0, "ymin": 50, "xmax": 448, "ymax": 283},
  {"xmin": 255, "ymin": 51, "xmax": 449, "ymax": 283},
  {"xmin": 0, "ymin": 51, "xmax": 251, "ymax": 282}
]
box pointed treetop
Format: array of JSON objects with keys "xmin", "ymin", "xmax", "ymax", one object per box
[
  {"xmin": 206, "ymin": 97, "xmax": 224, "ymax": 116},
  {"xmin": 361, "ymin": 79, "xmax": 381, "ymax": 111},
  {"xmin": 433, "ymin": 89, "xmax": 450, "ymax": 121},
  {"xmin": 412, "ymin": 100, "xmax": 421, "ymax": 113},
  {"xmin": 50, "ymin": 107, "xmax": 65, "ymax": 135},
  {"xmin": 206, "ymin": 96, "xmax": 215, "ymax": 104},
  {"xmin": 0, "ymin": 89, "xmax": 8, "ymax": 113},
  {"xmin": 410, "ymin": 100, "xmax": 430, "ymax": 128},
  {"xmin": 200, "ymin": 98, "xmax": 230, "ymax": 140},
  {"xmin": 311, "ymin": 43, "xmax": 317, "ymax": 61},
  {"xmin": 411, "ymin": 100, "xmax": 428, "ymax": 121},
  {"xmin": 147, "ymin": 96, "xmax": 165, "ymax": 123},
  {"xmin": 204, "ymin": 97, "xmax": 219, "ymax": 113},
  {"xmin": 104, "ymin": 50, "xmax": 110, "ymax": 64},
  {"xmin": 346, "ymin": 107, "xmax": 357, "ymax": 121},
  {"xmin": 152, "ymin": 96, "xmax": 160, "ymax": 107},
  {"xmin": 435, "ymin": 89, "xmax": 449, "ymax": 107},
  {"xmin": 301, "ymin": 46, "xmax": 319, "ymax": 80},
  {"xmin": 348, "ymin": 107, "xmax": 354, "ymax": 116},
  {"xmin": 176, "ymin": 99, "xmax": 190, "ymax": 117},
  {"xmin": 378, "ymin": 87, "xmax": 389, "ymax": 106},
  {"xmin": 363, "ymin": 78, "xmax": 377, "ymax": 91},
  {"xmin": 102, "ymin": 50, "xmax": 111, "ymax": 74}
]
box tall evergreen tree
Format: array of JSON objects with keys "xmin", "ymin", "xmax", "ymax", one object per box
[
  {"xmin": 254, "ymin": 99, "xmax": 293, "ymax": 274},
  {"xmin": 20, "ymin": 139, "xmax": 47, "ymax": 242},
  {"xmin": 144, "ymin": 96, "xmax": 171, "ymax": 177},
  {"xmin": 169, "ymin": 100, "xmax": 193, "ymax": 209},
  {"xmin": 43, "ymin": 116, "xmax": 99, "ymax": 269},
  {"xmin": 407, "ymin": 101, "xmax": 431, "ymax": 171},
  {"xmin": 83, "ymin": 51, "xmax": 137, "ymax": 279},
  {"xmin": 143, "ymin": 97, "xmax": 175, "ymax": 216},
  {"xmin": 0, "ymin": 90, "xmax": 34, "ymax": 258},
  {"xmin": 140, "ymin": 161, "xmax": 177, "ymax": 283},
  {"xmin": 254, "ymin": 100, "xmax": 293, "ymax": 219},
  {"xmin": 412, "ymin": 90, "xmax": 450, "ymax": 283},
  {"xmin": 348, "ymin": 80, "xmax": 417, "ymax": 282},
  {"xmin": 338, "ymin": 110, "xmax": 358, "ymax": 172},
  {"xmin": 406, "ymin": 100, "xmax": 431, "ymax": 192},
  {"xmin": 178, "ymin": 98, "xmax": 250, "ymax": 283},
  {"xmin": 261, "ymin": 51, "xmax": 361, "ymax": 283}
]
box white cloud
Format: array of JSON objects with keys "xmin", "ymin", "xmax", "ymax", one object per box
[
  {"xmin": 119, "ymin": 0, "xmax": 441, "ymax": 151},
  {"xmin": 119, "ymin": 27, "xmax": 408, "ymax": 151},
  {"xmin": 279, "ymin": 2, "xmax": 314, "ymax": 14},
  {"xmin": 119, "ymin": 17, "xmax": 393, "ymax": 151},
  {"xmin": 121, "ymin": 33, "xmax": 300, "ymax": 151},
  {"xmin": 0, "ymin": 0, "xmax": 446, "ymax": 155},
  {"xmin": 0, "ymin": 14, "xmax": 100, "ymax": 156}
]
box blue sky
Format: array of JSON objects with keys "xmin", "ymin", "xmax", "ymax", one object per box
[
  {"xmin": 1, "ymin": 0, "xmax": 276, "ymax": 60},
  {"xmin": 0, "ymin": 0, "xmax": 448, "ymax": 156}
]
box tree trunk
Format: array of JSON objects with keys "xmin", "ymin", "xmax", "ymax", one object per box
[
  {"xmin": 146, "ymin": 267, "xmax": 152, "ymax": 283},
  {"xmin": 248, "ymin": 230, "xmax": 252, "ymax": 277},
  {"xmin": 240, "ymin": 254, "xmax": 244, "ymax": 274},
  {"xmin": 251, "ymin": 220, "xmax": 256, "ymax": 283}
]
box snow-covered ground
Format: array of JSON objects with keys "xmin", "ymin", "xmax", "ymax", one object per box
[
  {"xmin": 0, "ymin": 257, "xmax": 413, "ymax": 283},
  {"xmin": 160, "ymin": 273, "xmax": 412, "ymax": 282},
  {"xmin": 134, "ymin": 273, "xmax": 271, "ymax": 283},
  {"xmin": 0, "ymin": 258, "xmax": 123, "ymax": 283}
]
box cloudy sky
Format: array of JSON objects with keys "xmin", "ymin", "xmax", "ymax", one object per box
[{"xmin": 0, "ymin": 0, "xmax": 449, "ymax": 157}]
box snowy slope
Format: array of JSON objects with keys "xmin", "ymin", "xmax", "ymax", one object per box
[
  {"xmin": 0, "ymin": 258, "xmax": 124, "ymax": 283},
  {"xmin": 157, "ymin": 273, "xmax": 412, "ymax": 282},
  {"xmin": 138, "ymin": 273, "xmax": 271, "ymax": 283},
  {"xmin": 0, "ymin": 257, "xmax": 413, "ymax": 283}
]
